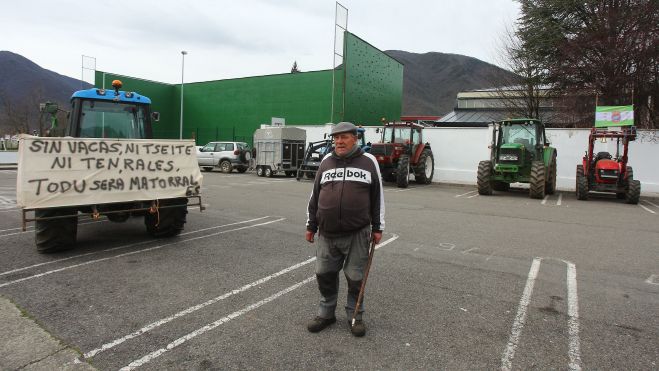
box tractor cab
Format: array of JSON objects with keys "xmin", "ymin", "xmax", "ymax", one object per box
[
  {"xmin": 66, "ymin": 80, "xmax": 159, "ymax": 139},
  {"xmin": 494, "ymin": 119, "xmax": 548, "ymax": 173}
]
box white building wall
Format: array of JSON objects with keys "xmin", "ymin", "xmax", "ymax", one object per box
[{"xmin": 293, "ymin": 125, "xmax": 659, "ymax": 194}]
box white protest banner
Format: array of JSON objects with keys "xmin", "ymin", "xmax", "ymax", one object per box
[{"xmin": 16, "ymin": 136, "xmax": 203, "ymax": 209}]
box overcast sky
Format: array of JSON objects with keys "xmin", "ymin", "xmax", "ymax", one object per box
[{"xmin": 1, "ymin": 0, "xmax": 520, "ymax": 85}]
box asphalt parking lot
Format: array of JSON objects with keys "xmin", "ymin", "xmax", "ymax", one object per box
[{"xmin": 0, "ymin": 168, "xmax": 657, "ymax": 370}]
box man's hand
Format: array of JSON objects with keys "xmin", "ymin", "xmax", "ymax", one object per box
[
  {"xmin": 305, "ymin": 230, "xmax": 315, "ymax": 243},
  {"xmin": 372, "ymin": 231, "xmax": 382, "ymax": 244}
]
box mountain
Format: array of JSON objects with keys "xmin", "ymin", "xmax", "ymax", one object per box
[
  {"xmin": 0, "ymin": 51, "xmax": 91, "ymax": 133},
  {"xmin": 384, "ymin": 50, "xmax": 517, "ymax": 116},
  {"xmin": 0, "ymin": 50, "xmax": 515, "ymax": 132}
]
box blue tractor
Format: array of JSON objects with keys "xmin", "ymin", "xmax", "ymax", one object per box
[{"xmin": 31, "ymin": 80, "xmax": 194, "ymax": 253}]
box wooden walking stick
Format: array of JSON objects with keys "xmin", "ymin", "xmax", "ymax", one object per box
[{"xmin": 352, "ymin": 238, "xmax": 377, "ymax": 327}]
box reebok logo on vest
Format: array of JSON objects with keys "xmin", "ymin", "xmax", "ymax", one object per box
[{"xmin": 320, "ymin": 167, "xmax": 371, "ymax": 185}]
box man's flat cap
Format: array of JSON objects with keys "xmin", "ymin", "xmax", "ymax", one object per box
[{"xmin": 331, "ymin": 122, "xmax": 358, "ymax": 136}]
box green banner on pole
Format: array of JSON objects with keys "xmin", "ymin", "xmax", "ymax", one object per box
[{"xmin": 595, "ymin": 106, "xmax": 634, "ymax": 127}]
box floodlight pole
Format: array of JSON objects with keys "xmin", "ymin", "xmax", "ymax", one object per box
[{"xmin": 179, "ymin": 51, "xmax": 188, "ymax": 140}]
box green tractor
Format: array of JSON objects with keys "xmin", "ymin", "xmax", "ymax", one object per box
[{"xmin": 477, "ymin": 118, "xmax": 557, "ymax": 199}]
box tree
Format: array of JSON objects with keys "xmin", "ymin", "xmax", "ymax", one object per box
[
  {"xmin": 516, "ymin": 0, "xmax": 658, "ymax": 128},
  {"xmin": 291, "ymin": 61, "xmax": 301, "ymax": 73},
  {"xmin": 491, "ymin": 25, "xmax": 561, "ymax": 123}
]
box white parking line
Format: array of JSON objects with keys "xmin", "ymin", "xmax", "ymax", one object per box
[
  {"xmin": 119, "ymin": 277, "xmax": 315, "ymax": 370},
  {"xmin": 0, "ymin": 218, "xmax": 283, "ymax": 288},
  {"xmin": 557, "ymin": 193, "xmax": 563, "ymax": 206},
  {"xmin": 541, "ymin": 195, "xmax": 549, "ymax": 205},
  {"xmin": 501, "ymin": 258, "xmax": 581, "ymax": 371},
  {"xmin": 455, "ymin": 190, "xmax": 477, "ymax": 198},
  {"xmin": 638, "ymin": 204, "xmax": 656, "ymax": 214},
  {"xmin": 462, "ymin": 247, "xmax": 479, "ymax": 254},
  {"xmin": 645, "ymin": 274, "xmax": 658, "ymax": 285},
  {"xmin": 0, "ymin": 217, "xmax": 270, "ymax": 278},
  {"xmin": 467, "ymin": 193, "xmax": 479, "ymax": 199},
  {"xmin": 83, "ymin": 256, "xmax": 317, "ymax": 359},
  {"xmin": 0, "ymin": 219, "xmax": 105, "ymax": 238},
  {"xmin": 501, "ymin": 258, "xmax": 541, "ymax": 371},
  {"xmin": 116, "ymin": 234, "xmax": 399, "ymax": 369}
]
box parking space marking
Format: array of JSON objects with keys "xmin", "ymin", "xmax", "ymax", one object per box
[
  {"xmin": 435, "ymin": 242, "xmax": 456, "ymax": 251},
  {"xmin": 638, "ymin": 203, "xmax": 656, "ymax": 214},
  {"xmin": 455, "ymin": 190, "xmax": 477, "ymax": 198},
  {"xmin": 0, "ymin": 217, "xmax": 284, "ymax": 288},
  {"xmin": 116, "ymin": 234, "xmax": 399, "ymax": 370},
  {"xmin": 541, "ymin": 193, "xmax": 563, "ymax": 206},
  {"xmin": 643, "ymin": 199, "xmax": 658, "ymax": 208},
  {"xmin": 467, "ymin": 193, "xmax": 479, "ymax": 199},
  {"xmin": 455, "ymin": 191, "xmax": 478, "ymax": 198},
  {"xmin": 119, "ymin": 277, "xmax": 316, "ymax": 370},
  {"xmin": 0, "ymin": 219, "xmax": 105, "ymax": 238},
  {"xmin": 83, "ymin": 256, "xmax": 318, "ymax": 359},
  {"xmin": 645, "ymin": 274, "xmax": 658, "ymax": 285},
  {"xmin": 462, "ymin": 247, "xmax": 479, "ymax": 254},
  {"xmin": 0, "ymin": 217, "xmax": 270, "ymax": 278},
  {"xmin": 501, "ymin": 257, "xmax": 581, "ymax": 371}
]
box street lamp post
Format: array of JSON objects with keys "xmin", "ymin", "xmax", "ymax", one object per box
[{"xmin": 179, "ymin": 51, "xmax": 187, "ymax": 140}]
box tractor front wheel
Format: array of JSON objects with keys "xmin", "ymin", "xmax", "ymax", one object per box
[
  {"xmin": 396, "ymin": 156, "xmax": 410, "ymax": 188},
  {"xmin": 545, "ymin": 153, "xmax": 557, "ymax": 195},
  {"xmin": 145, "ymin": 198, "xmax": 188, "ymax": 237},
  {"xmin": 576, "ymin": 164, "xmax": 589, "ymax": 200},
  {"xmin": 529, "ymin": 161, "xmax": 546, "ymax": 199},
  {"xmin": 35, "ymin": 208, "xmax": 78, "ymax": 253},
  {"xmin": 414, "ymin": 149, "xmax": 434, "ymax": 184},
  {"xmin": 477, "ymin": 160, "xmax": 493, "ymax": 195},
  {"xmin": 625, "ymin": 180, "xmax": 640, "ymax": 204}
]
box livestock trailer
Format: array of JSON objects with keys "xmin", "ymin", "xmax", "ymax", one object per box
[{"xmin": 253, "ymin": 127, "xmax": 306, "ymax": 177}]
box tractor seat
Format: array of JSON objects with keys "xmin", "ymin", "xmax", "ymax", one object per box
[{"xmin": 595, "ymin": 151, "xmax": 612, "ymax": 162}]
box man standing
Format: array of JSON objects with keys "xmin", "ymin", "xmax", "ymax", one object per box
[{"xmin": 305, "ymin": 122, "xmax": 385, "ymax": 337}]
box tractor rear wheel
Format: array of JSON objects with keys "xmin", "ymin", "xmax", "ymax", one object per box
[
  {"xmin": 576, "ymin": 164, "xmax": 589, "ymax": 200},
  {"xmin": 396, "ymin": 156, "xmax": 410, "ymax": 188},
  {"xmin": 145, "ymin": 198, "xmax": 188, "ymax": 237},
  {"xmin": 529, "ymin": 161, "xmax": 546, "ymax": 199},
  {"xmin": 414, "ymin": 149, "xmax": 434, "ymax": 184},
  {"xmin": 35, "ymin": 208, "xmax": 78, "ymax": 253},
  {"xmin": 545, "ymin": 153, "xmax": 557, "ymax": 195},
  {"xmin": 476, "ymin": 160, "xmax": 493, "ymax": 195},
  {"xmin": 492, "ymin": 181, "xmax": 510, "ymax": 192},
  {"xmin": 625, "ymin": 180, "xmax": 640, "ymax": 204}
]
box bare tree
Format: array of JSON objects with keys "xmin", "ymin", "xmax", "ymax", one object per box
[{"xmin": 491, "ymin": 25, "xmax": 555, "ymax": 122}]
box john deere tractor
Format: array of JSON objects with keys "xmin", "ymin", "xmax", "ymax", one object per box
[{"xmin": 477, "ymin": 118, "xmax": 557, "ymax": 199}]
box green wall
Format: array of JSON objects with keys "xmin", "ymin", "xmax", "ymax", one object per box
[
  {"xmin": 182, "ymin": 70, "xmax": 335, "ymax": 144},
  {"xmin": 95, "ymin": 31, "xmax": 401, "ymax": 145},
  {"xmin": 344, "ymin": 32, "xmax": 403, "ymax": 125}
]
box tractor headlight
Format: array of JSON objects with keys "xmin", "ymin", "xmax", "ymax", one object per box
[{"xmin": 499, "ymin": 154, "xmax": 519, "ymax": 161}]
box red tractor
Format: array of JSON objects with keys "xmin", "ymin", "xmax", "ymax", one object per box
[
  {"xmin": 369, "ymin": 121, "xmax": 434, "ymax": 188},
  {"xmin": 576, "ymin": 126, "xmax": 640, "ymax": 203}
]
